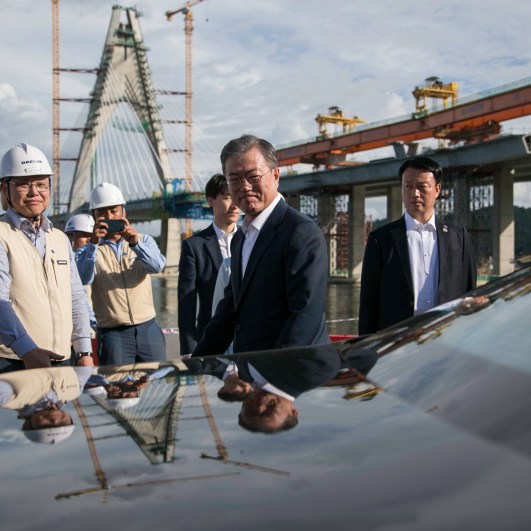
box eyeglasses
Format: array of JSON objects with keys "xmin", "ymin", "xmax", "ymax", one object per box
[
  {"xmin": 8, "ymin": 180, "xmax": 50, "ymax": 193},
  {"xmin": 227, "ymin": 168, "xmax": 275, "ymax": 189}
]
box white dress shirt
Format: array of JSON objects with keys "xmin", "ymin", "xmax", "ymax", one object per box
[
  {"xmin": 212, "ymin": 223, "xmax": 237, "ymax": 260},
  {"xmin": 240, "ymin": 193, "xmax": 283, "ymax": 277},
  {"xmin": 405, "ymin": 212, "xmax": 439, "ymax": 314}
]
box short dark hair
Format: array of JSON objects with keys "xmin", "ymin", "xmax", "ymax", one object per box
[
  {"xmin": 205, "ymin": 173, "xmax": 228, "ymax": 200},
  {"xmin": 238, "ymin": 412, "xmax": 299, "ymax": 434},
  {"xmin": 220, "ymin": 134, "xmax": 277, "ymax": 173},
  {"xmin": 398, "ymin": 156, "xmax": 443, "ymax": 185},
  {"xmin": 217, "ymin": 387, "xmax": 246, "ymax": 402}
]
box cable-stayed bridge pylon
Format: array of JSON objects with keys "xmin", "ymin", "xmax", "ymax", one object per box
[{"xmin": 65, "ymin": 6, "xmax": 173, "ymax": 214}]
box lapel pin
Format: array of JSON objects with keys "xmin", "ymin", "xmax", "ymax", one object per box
[{"xmin": 442, "ymin": 225, "xmax": 448, "ymax": 233}]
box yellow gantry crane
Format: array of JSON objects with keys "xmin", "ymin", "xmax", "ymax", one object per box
[
  {"xmin": 412, "ymin": 76, "xmax": 458, "ymax": 113},
  {"xmin": 315, "ymin": 106, "xmax": 364, "ymax": 139}
]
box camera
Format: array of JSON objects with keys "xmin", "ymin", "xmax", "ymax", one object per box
[{"xmin": 105, "ymin": 219, "xmax": 125, "ymax": 232}]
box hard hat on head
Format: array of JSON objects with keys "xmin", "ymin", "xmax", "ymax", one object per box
[
  {"xmin": 83, "ymin": 385, "xmax": 107, "ymax": 396},
  {"xmin": 22, "ymin": 424, "xmax": 75, "ymax": 444},
  {"xmin": 1, "ymin": 143, "xmax": 53, "ymax": 180},
  {"xmin": 65, "ymin": 213, "xmax": 95, "ymax": 234},
  {"xmin": 107, "ymin": 397, "xmax": 140, "ymax": 410},
  {"xmin": 89, "ymin": 182, "xmax": 126, "ymax": 210}
]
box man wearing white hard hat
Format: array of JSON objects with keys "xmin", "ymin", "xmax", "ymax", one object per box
[
  {"xmin": 65, "ymin": 213, "xmax": 98, "ymax": 336},
  {"xmin": 65, "ymin": 213, "xmax": 95, "ymax": 251},
  {"xmin": 0, "ymin": 143, "xmax": 94, "ymax": 372},
  {"xmin": 0, "ymin": 364, "xmax": 93, "ymax": 444},
  {"xmin": 77, "ymin": 182, "xmax": 166, "ymax": 365}
]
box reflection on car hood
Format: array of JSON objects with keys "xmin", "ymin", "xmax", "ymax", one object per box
[{"xmin": 1, "ymin": 265, "xmax": 531, "ymax": 530}]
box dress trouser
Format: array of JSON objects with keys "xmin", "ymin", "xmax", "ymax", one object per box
[{"xmin": 97, "ymin": 317, "xmax": 166, "ymax": 365}]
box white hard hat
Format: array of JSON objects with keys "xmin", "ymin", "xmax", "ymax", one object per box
[
  {"xmin": 22, "ymin": 424, "xmax": 75, "ymax": 444},
  {"xmin": 107, "ymin": 397, "xmax": 140, "ymax": 410},
  {"xmin": 89, "ymin": 182, "xmax": 126, "ymax": 210},
  {"xmin": 83, "ymin": 385, "xmax": 107, "ymax": 396},
  {"xmin": 1, "ymin": 143, "xmax": 53, "ymax": 179},
  {"xmin": 65, "ymin": 213, "xmax": 95, "ymax": 234}
]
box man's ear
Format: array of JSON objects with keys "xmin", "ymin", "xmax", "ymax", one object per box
[{"xmin": 207, "ymin": 196, "xmax": 215, "ymax": 208}]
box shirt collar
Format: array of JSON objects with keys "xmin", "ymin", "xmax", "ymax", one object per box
[
  {"xmin": 212, "ymin": 222, "xmax": 237, "ymax": 240},
  {"xmin": 241, "ymin": 193, "xmax": 282, "ymax": 235},
  {"xmin": 404, "ymin": 211, "xmax": 437, "ymax": 231},
  {"xmin": 6, "ymin": 207, "xmax": 52, "ymax": 232}
]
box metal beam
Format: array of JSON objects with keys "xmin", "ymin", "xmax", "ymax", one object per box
[{"xmin": 278, "ymin": 134, "xmax": 531, "ymax": 195}]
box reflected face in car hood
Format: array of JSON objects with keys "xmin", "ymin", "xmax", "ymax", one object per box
[{"xmin": 1, "ymin": 265, "xmax": 531, "ymax": 529}]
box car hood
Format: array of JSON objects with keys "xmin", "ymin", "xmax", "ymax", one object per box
[{"xmin": 1, "ymin": 265, "xmax": 531, "ymax": 530}]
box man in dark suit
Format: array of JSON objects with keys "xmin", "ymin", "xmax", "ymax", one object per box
[
  {"xmin": 192, "ymin": 134, "xmax": 330, "ymax": 357},
  {"xmin": 178, "ymin": 174, "xmax": 240, "ymax": 355},
  {"xmin": 359, "ymin": 156, "xmax": 476, "ymax": 335},
  {"xmin": 236, "ymin": 344, "xmax": 341, "ymax": 433}
]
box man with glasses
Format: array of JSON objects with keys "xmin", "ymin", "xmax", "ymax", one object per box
[
  {"xmin": 192, "ymin": 134, "xmax": 330, "ymax": 357},
  {"xmin": 0, "ymin": 143, "xmax": 93, "ymax": 372}
]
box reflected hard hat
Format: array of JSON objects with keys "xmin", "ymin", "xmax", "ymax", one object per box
[
  {"xmin": 22, "ymin": 424, "xmax": 75, "ymax": 444},
  {"xmin": 107, "ymin": 397, "xmax": 140, "ymax": 410},
  {"xmin": 89, "ymin": 182, "xmax": 126, "ymax": 210},
  {"xmin": 83, "ymin": 385, "xmax": 107, "ymax": 396},
  {"xmin": 1, "ymin": 143, "xmax": 53, "ymax": 179},
  {"xmin": 65, "ymin": 213, "xmax": 95, "ymax": 234}
]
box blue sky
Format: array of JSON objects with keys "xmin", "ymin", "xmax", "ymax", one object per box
[{"xmin": 1, "ymin": 0, "xmax": 531, "ymax": 216}]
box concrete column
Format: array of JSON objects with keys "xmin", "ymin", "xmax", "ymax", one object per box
[
  {"xmin": 453, "ymin": 174, "xmax": 471, "ymax": 228},
  {"xmin": 386, "ymin": 185, "xmax": 402, "ymax": 222},
  {"xmin": 285, "ymin": 193, "xmax": 300, "ymax": 210},
  {"xmin": 349, "ymin": 184, "xmax": 366, "ymax": 282},
  {"xmin": 160, "ymin": 217, "xmax": 181, "ymax": 274},
  {"xmin": 317, "ymin": 193, "xmax": 334, "ymax": 276},
  {"xmin": 492, "ymin": 168, "xmax": 515, "ymax": 276}
]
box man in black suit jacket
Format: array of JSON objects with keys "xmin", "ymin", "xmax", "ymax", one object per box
[
  {"xmin": 236, "ymin": 343, "xmax": 341, "ymax": 433},
  {"xmin": 178, "ymin": 174, "xmax": 240, "ymax": 355},
  {"xmin": 359, "ymin": 156, "xmax": 476, "ymax": 335},
  {"xmin": 192, "ymin": 134, "xmax": 330, "ymax": 357}
]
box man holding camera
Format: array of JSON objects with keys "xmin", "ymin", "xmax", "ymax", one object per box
[{"xmin": 77, "ymin": 182, "xmax": 167, "ymax": 365}]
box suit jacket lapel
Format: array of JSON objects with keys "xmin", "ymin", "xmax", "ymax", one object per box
[
  {"xmin": 391, "ymin": 216, "xmax": 414, "ymax": 294},
  {"xmin": 231, "ymin": 228, "xmax": 245, "ymax": 300},
  {"xmin": 236, "ymin": 200, "xmax": 287, "ymax": 307},
  {"xmin": 204, "ymin": 224, "xmax": 223, "ymax": 268},
  {"xmin": 436, "ymin": 218, "xmax": 450, "ymax": 292}
]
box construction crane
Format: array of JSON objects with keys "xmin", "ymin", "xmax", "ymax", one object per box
[
  {"xmin": 165, "ymin": 0, "xmax": 204, "ymax": 193},
  {"xmin": 315, "ymin": 106, "xmax": 365, "ymax": 139},
  {"xmin": 412, "ymin": 76, "xmax": 458, "ymax": 115},
  {"xmin": 51, "ymin": 0, "xmax": 61, "ymax": 216}
]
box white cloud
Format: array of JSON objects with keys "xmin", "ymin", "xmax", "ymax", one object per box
[{"xmin": 0, "ymin": 0, "xmax": 530, "ymax": 205}]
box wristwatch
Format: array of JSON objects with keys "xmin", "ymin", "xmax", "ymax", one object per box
[{"xmin": 75, "ymin": 352, "xmax": 92, "ymax": 360}]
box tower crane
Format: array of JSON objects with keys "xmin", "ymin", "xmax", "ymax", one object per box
[
  {"xmin": 51, "ymin": 0, "xmax": 61, "ymax": 216},
  {"xmin": 165, "ymin": 0, "xmax": 204, "ymax": 193}
]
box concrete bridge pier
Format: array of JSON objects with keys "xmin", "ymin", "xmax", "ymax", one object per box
[
  {"xmin": 386, "ymin": 185, "xmax": 403, "ymax": 222},
  {"xmin": 317, "ymin": 193, "xmax": 336, "ymax": 275},
  {"xmin": 493, "ymin": 168, "xmax": 515, "ymax": 276},
  {"xmin": 349, "ymin": 184, "xmax": 366, "ymax": 282},
  {"xmin": 160, "ymin": 218, "xmax": 181, "ymax": 275}
]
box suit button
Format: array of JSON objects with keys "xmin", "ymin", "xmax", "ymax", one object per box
[{"xmin": 236, "ymin": 324, "xmax": 242, "ymax": 331}]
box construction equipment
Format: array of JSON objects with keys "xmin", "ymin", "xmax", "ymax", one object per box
[
  {"xmin": 165, "ymin": 0, "xmax": 204, "ymax": 192},
  {"xmin": 412, "ymin": 76, "xmax": 458, "ymax": 115},
  {"xmin": 315, "ymin": 106, "xmax": 364, "ymax": 139},
  {"xmin": 51, "ymin": 0, "xmax": 61, "ymax": 216}
]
